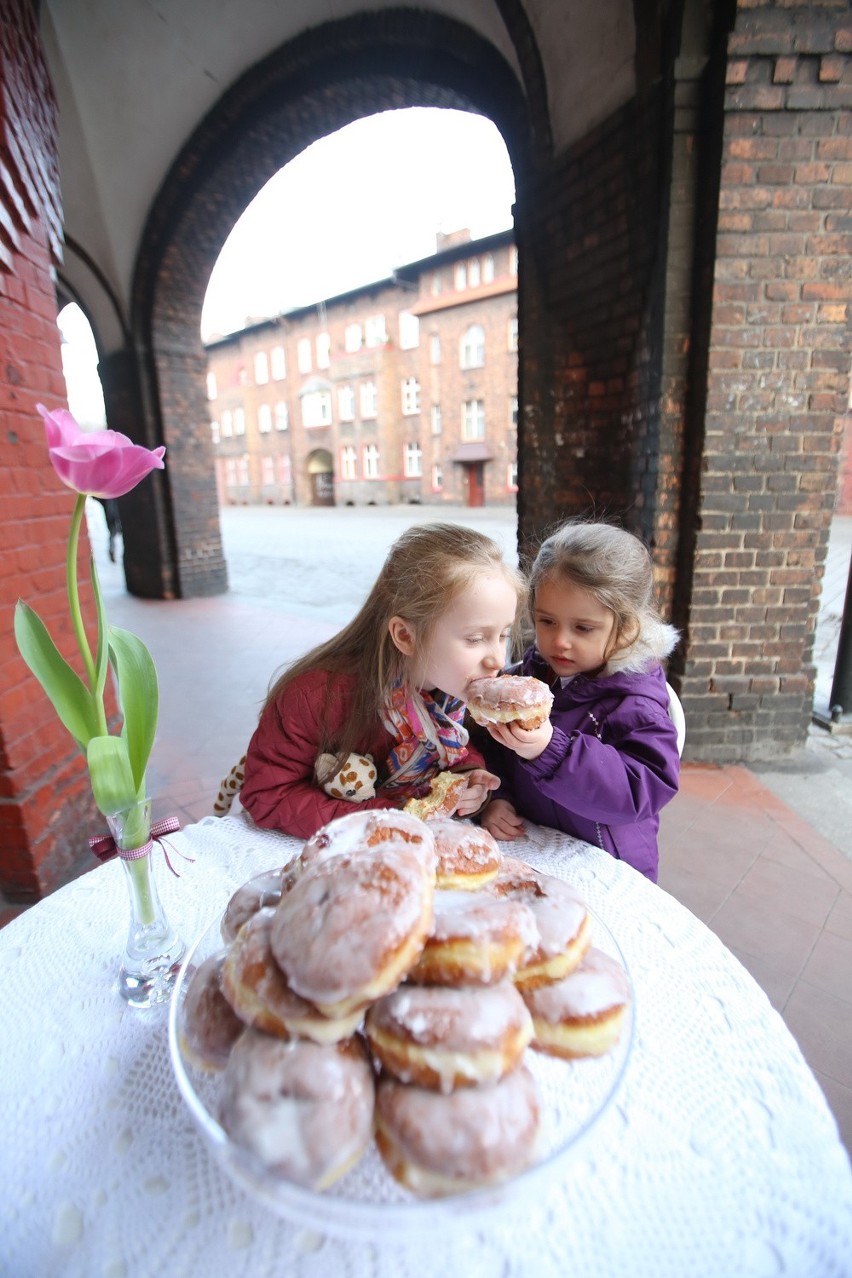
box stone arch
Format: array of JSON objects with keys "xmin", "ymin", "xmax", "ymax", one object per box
[
  {"xmin": 306, "ymin": 449, "xmax": 336, "ymax": 508},
  {"xmin": 128, "ymin": 8, "xmax": 539, "ymax": 599}
]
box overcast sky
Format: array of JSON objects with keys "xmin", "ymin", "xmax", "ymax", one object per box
[{"xmin": 60, "ymin": 107, "xmax": 516, "ymax": 424}]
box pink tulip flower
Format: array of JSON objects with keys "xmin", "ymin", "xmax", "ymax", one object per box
[{"xmin": 37, "ymin": 403, "xmax": 165, "ymax": 499}]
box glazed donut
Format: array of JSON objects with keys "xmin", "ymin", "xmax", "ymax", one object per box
[
  {"xmin": 221, "ymin": 908, "xmax": 363, "ymax": 1044},
  {"xmin": 428, "ymin": 818, "xmax": 502, "ymax": 890},
  {"xmin": 523, "ymin": 946, "xmax": 632, "ymax": 1059},
  {"xmin": 466, "ymin": 675, "xmax": 554, "ymax": 730},
  {"xmin": 221, "ymin": 866, "xmax": 287, "ymax": 944},
  {"xmin": 299, "ymin": 808, "xmax": 437, "ymax": 878},
  {"xmin": 374, "ymin": 1065, "xmax": 541, "ymax": 1197},
  {"xmin": 179, "ymin": 953, "xmax": 244, "ymax": 1071},
  {"xmin": 488, "ymin": 858, "xmax": 591, "ymax": 989},
  {"xmin": 407, "ymin": 888, "xmax": 537, "ymax": 987},
  {"xmin": 219, "ymin": 1029, "xmax": 375, "ymax": 1190},
  {"xmin": 270, "ymin": 843, "xmax": 435, "ymax": 1018},
  {"xmin": 364, "ymin": 981, "xmax": 533, "ymax": 1092},
  {"xmin": 403, "ymin": 770, "xmax": 468, "ymax": 822}
]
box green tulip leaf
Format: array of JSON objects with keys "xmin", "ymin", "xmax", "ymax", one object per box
[
  {"xmin": 14, "ymin": 601, "xmax": 100, "ymax": 749},
  {"xmin": 108, "ymin": 625, "xmax": 158, "ymax": 792},
  {"xmin": 87, "ymin": 735, "xmax": 138, "ymax": 816},
  {"xmin": 90, "ymin": 555, "xmax": 110, "ymax": 706}
]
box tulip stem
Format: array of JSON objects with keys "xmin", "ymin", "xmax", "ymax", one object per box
[{"xmin": 66, "ymin": 494, "xmax": 105, "ymax": 729}]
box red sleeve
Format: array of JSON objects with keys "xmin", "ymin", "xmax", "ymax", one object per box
[{"xmin": 239, "ymin": 671, "xmax": 402, "ymax": 840}]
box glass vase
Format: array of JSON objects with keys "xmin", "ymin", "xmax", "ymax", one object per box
[{"xmin": 107, "ymin": 799, "xmax": 186, "ymax": 1009}]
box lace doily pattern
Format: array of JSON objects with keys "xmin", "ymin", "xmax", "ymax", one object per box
[{"xmin": 2, "ymin": 813, "xmax": 850, "ymax": 1278}]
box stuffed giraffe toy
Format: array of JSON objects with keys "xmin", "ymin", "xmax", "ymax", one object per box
[{"xmin": 212, "ymin": 752, "xmax": 377, "ymax": 816}]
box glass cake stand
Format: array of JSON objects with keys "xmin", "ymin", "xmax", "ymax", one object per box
[{"xmin": 168, "ymin": 904, "xmax": 634, "ymax": 1242}]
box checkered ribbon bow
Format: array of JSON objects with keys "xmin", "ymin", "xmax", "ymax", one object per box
[{"xmin": 89, "ymin": 815, "xmax": 191, "ymax": 876}]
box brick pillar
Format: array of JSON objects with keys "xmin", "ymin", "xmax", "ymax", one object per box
[{"xmin": 0, "ymin": 0, "xmax": 99, "ymax": 897}]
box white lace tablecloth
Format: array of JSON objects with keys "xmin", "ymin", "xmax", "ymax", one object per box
[{"xmin": 2, "ymin": 813, "xmax": 851, "ymax": 1278}]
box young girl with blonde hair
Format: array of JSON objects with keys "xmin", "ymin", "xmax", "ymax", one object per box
[
  {"xmin": 480, "ymin": 520, "xmax": 680, "ymax": 881},
  {"xmin": 240, "ymin": 522, "xmax": 523, "ymax": 839}
]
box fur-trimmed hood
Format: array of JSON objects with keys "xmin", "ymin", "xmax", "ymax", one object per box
[{"xmin": 601, "ymin": 616, "xmax": 679, "ymax": 678}]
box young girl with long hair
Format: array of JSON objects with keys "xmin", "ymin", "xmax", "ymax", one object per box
[
  {"xmin": 479, "ymin": 521, "xmax": 680, "ymax": 881},
  {"xmin": 240, "ymin": 522, "xmax": 524, "ymax": 839}
]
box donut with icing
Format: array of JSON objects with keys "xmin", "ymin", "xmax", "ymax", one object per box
[
  {"xmin": 221, "ymin": 907, "xmax": 363, "ymax": 1044},
  {"xmin": 364, "ymin": 981, "xmax": 533, "ymax": 1092},
  {"xmin": 466, "ymin": 675, "xmax": 554, "ymax": 730},
  {"xmin": 488, "ymin": 858, "xmax": 592, "ymax": 989},
  {"xmin": 219, "ymin": 1029, "xmax": 375, "ymax": 1189},
  {"xmin": 522, "ymin": 946, "xmax": 632, "ymax": 1058},
  {"xmin": 221, "ymin": 866, "xmax": 287, "ymax": 944},
  {"xmin": 179, "ymin": 953, "xmax": 244, "ymax": 1071},
  {"xmin": 403, "ymin": 770, "xmax": 468, "ymax": 821},
  {"xmin": 407, "ymin": 888, "xmax": 537, "ymax": 987},
  {"xmin": 428, "ymin": 818, "xmax": 502, "ymax": 890},
  {"xmin": 374, "ymin": 1065, "xmax": 541, "ymax": 1197},
  {"xmin": 270, "ymin": 843, "xmax": 435, "ymax": 1018},
  {"xmin": 298, "ymin": 808, "xmax": 437, "ymax": 879}
]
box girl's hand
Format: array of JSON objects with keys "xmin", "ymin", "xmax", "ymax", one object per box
[
  {"xmin": 454, "ymin": 768, "xmax": 501, "ymax": 818},
  {"xmin": 487, "ymin": 718, "xmax": 554, "ymax": 760},
  {"xmin": 481, "ymin": 798, "xmax": 525, "ymax": 840}
]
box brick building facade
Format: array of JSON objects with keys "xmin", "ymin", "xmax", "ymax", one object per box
[{"xmin": 206, "ymin": 230, "xmax": 520, "ymax": 509}]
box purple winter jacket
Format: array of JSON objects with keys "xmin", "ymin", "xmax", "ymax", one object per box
[{"xmin": 483, "ymin": 621, "xmax": 681, "ymax": 882}]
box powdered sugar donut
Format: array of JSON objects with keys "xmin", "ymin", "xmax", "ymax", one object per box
[
  {"xmin": 523, "ymin": 946, "xmax": 632, "ymax": 1058},
  {"xmin": 375, "ymin": 1065, "xmax": 541, "ymax": 1197},
  {"xmin": 466, "ymin": 675, "xmax": 554, "ymax": 730},
  {"xmin": 364, "ymin": 981, "xmax": 533, "ymax": 1092},
  {"xmin": 428, "ymin": 817, "xmax": 502, "ymax": 890},
  {"xmin": 298, "ymin": 808, "xmax": 437, "ymax": 878},
  {"xmin": 219, "ymin": 1029, "xmax": 375, "ymax": 1189},
  {"xmin": 221, "ymin": 866, "xmax": 287, "ymax": 944},
  {"xmin": 407, "ymin": 888, "xmax": 537, "ymax": 987},
  {"xmin": 488, "ymin": 857, "xmax": 591, "ymax": 989},
  {"xmin": 403, "ymin": 770, "xmax": 468, "ymax": 821},
  {"xmin": 179, "ymin": 953, "xmax": 244, "ymax": 1071}
]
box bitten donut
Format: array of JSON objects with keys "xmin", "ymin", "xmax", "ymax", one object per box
[
  {"xmin": 488, "ymin": 858, "xmax": 591, "ymax": 989},
  {"xmin": 466, "ymin": 675, "xmax": 554, "ymax": 730},
  {"xmin": 298, "ymin": 808, "xmax": 437, "ymax": 879},
  {"xmin": 221, "ymin": 866, "xmax": 287, "ymax": 944},
  {"xmin": 403, "ymin": 770, "xmax": 468, "ymax": 821},
  {"xmin": 364, "ymin": 981, "xmax": 533, "ymax": 1092},
  {"xmin": 523, "ymin": 946, "xmax": 632, "ymax": 1059},
  {"xmin": 219, "ymin": 1029, "xmax": 375, "ymax": 1189},
  {"xmin": 428, "ymin": 818, "xmax": 502, "ymax": 890},
  {"xmin": 407, "ymin": 888, "xmax": 537, "ymax": 987},
  {"xmin": 270, "ymin": 844, "xmax": 435, "ymax": 1018},
  {"xmin": 221, "ymin": 908, "xmax": 363, "ymax": 1044},
  {"xmin": 374, "ymin": 1065, "xmax": 541, "ymax": 1197},
  {"xmin": 179, "ymin": 954, "xmax": 244, "ymax": 1071}
]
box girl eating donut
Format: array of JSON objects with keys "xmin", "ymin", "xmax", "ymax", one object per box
[
  {"xmin": 479, "ymin": 520, "xmax": 680, "ymax": 881},
  {"xmin": 240, "ymin": 523, "xmax": 524, "ymax": 839}
]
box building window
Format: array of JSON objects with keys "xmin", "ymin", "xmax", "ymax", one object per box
[
  {"xmin": 462, "ymin": 399, "xmax": 485, "ymax": 441},
  {"xmin": 301, "ymin": 389, "xmax": 332, "ymax": 428},
  {"xmin": 399, "ymin": 311, "xmax": 420, "ymax": 350},
  {"xmin": 340, "ymin": 445, "xmax": 357, "ymax": 480},
  {"xmin": 454, "ymin": 262, "xmax": 467, "ymax": 291},
  {"xmin": 275, "ymin": 401, "xmax": 289, "ymax": 431},
  {"xmin": 469, "ymin": 258, "xmax": 481, "ymax": 287},
  {"xmin": 510, "ymin": 246, "xmax": 518, "ymax": 276},
  {"xmin": 483, "ymin": 254, "xmax": 495, "ymax": 283},
  {"xmin": 297, "ymin": 338, "xmax": 312, "ymax": 374},
  {"xmin": 360, "ymin": 381, "xmax": 377, "ymax": 419},
  {"xmin": 254, "ymin": 351, "xmax": 269, "ymax": 385},
  {"xmin": 221, "ymin": 410, "xmax": 233, "ymax": 438},
  {"xmin": 432, "ymin": 463, "xmax": 443, "ymax": 492},
  {"xmin": 233, "ymin": 408, "xmax": 246, "ymax": 436},
  {"xmin": 271, "ymin": 345, "xmax": 286, "ymax": 380},
  {"xmin": 510, "ymin": 396, "xmax": 518, "ymax": 428},
  {"xmin": 258, "ymin": 403, "xmax": 272, "ymax": 434},
  {"xmin": 225, "ymin": 458, "xmax": 237, "ymax": 486},
  {"xmin": 401, "ymin": 377, "xmax": 420, "ymax": 416},
  {"xmin": 507, "ymin": 462, "xmax": 518, "ymax": 491},
  {"xmin": 210, "ymin": 420, "xmax": 220, "ymax": 444},
  {"xmin": 365, "ymin": 315, "xmax": 387, "ymax": 348},
  {"xmin": 430, "ymin": 272, "xmax": 441, "ymax": 296},
  {"xmin": 339, "ymin": 385, "xmax": 355, "ymax": 422},
  {"xmin": 508, "ymin": 317, "xmax": 518, "ymax": 352},
  {"xmin": 316, "ymin": 332, "xmax": 331, "ymax": 369},
  {"xmin": 345, "ymin": 323, "xmax": 362, "ymax": 353},
  {"xmin": 261, "ymin": 455, "xmax": 275, "ymax": 485},
  {"xmin": 460, "ymin": 325, "xmax": 485, "ymax": 370},
  {"xmin": 404, "ymin": 442, "xmax": 422, "ymax": 478},
  {"xmin": 430, "ymin": 334, "xmax": 441, "ymax": 365},
  {"xmin": 277, "ymin": 455, "xmax": 291, "ymax": 487},
  {"xmin": 206, "ymin": 372, "xmax": 217, "ymax": 400},
  {"xmin": 363, "ymin": 443, "xmax": 380, "ymax": 479},
  {"xmin": 431, "ymin": 404, "xmax": 442, "ymax": 436}
]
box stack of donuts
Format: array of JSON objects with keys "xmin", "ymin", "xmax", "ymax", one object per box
[{"xmin": 178, "ymin": 807, "xmax": 632, "ymax": 1199}]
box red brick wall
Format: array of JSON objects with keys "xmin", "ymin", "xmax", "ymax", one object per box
[{"xmin": 0, "ymin": 0, "xmax": 98, "ymax": 896}]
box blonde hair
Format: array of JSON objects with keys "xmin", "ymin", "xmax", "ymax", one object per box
[
  {"xmin": 529, "ymin": 521, "xmax": 661, "ymax": 666},
  {"xmin": 264, "ymin": 522, "xmax": 524, "ymax": 759}
]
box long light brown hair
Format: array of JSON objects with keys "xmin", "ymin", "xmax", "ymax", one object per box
[{"xmin": 263, "ymin": 522, "xmax": 524, "ymax": 761}]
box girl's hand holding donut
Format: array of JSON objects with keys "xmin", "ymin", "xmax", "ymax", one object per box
[
  {"xmin": 454, "ymin": 768, "xmax": 501, "ymax": 818},
  {"xmin": 486, "ymin": 718, "xmax": 554, "ymax": 761},
  {"xmin": 481, "ymin": 798, "xmax": 526, "ymax": 841}
]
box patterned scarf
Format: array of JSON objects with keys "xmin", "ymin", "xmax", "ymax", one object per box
[{"xmin": 381, "ymin": 683, "xmax": 470, "ymax": 795}]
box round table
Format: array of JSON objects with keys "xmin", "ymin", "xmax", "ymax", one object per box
[{"xmin": 2, "ymin": 812, "xmax": 850, "ymax": 1277}]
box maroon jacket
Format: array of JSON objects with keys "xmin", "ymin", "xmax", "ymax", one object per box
[{"xmin": 240, "ymin": 668, "xmax": 486, "ymax": 840}]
